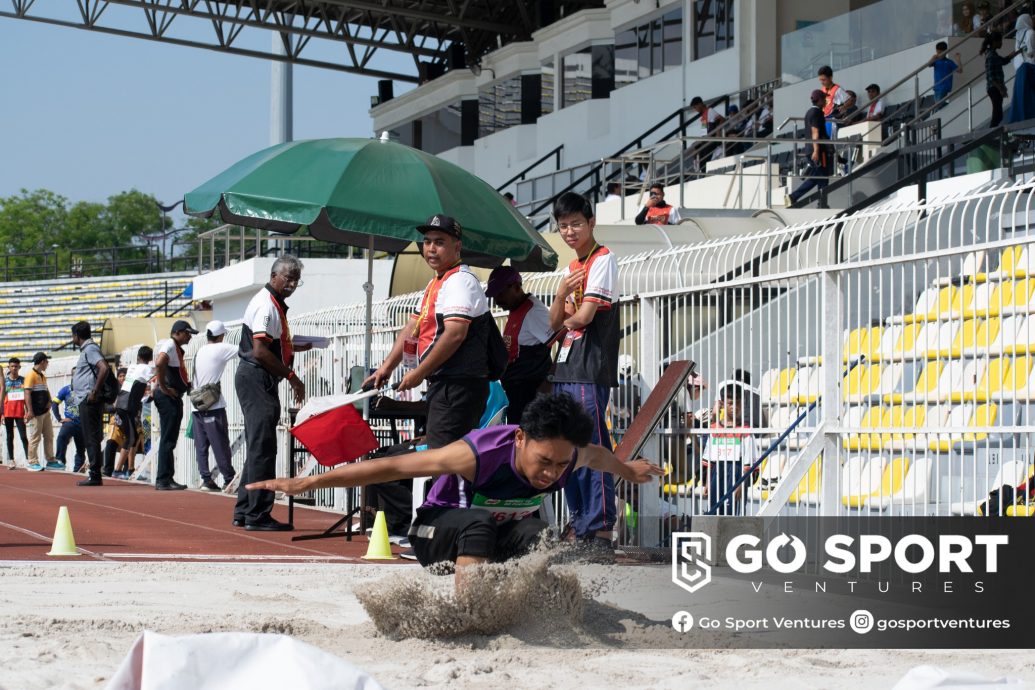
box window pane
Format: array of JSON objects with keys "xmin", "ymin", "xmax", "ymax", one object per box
[
  {"xmin": 663, "ymin": 8, "xmax": 683, "ymax": 70},
  {"xmin": 638, "ymin": 24, "xmax": 651, "ymax": 79},
  {"xmin": 694, "ymin": 0, "xmax": 717, "ymax": 60},
  {"xmin": 542, "ymin": 58, "xmax": 555, "ymax": 115},
  {"xmin": 651, "ymin": 18, "xmax": 663, "ymax": 74},
  {"xmin": 615, "ymin": 28, "xmax": 638, "ymax": 89},
  {"xmin": 562, "ymin": 47, "xmax": 593, "ymax": 108},
  {"xmin": 717, "ymin": 0, "xmax": 734, "ymax": 51}
]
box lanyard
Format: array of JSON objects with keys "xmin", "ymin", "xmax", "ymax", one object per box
[
  {"xmin": 571, "ymin": 243, "xmax": 598, "ymax": 310},
  {"xmin": 413, "ymin": 262, "xmax": 461, "ymax": 337},
  {"xmin": 268, "ymin": 291, "xmax": 293, "ymax": 366}
]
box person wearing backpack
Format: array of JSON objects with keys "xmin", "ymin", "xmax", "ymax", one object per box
[
  {"xmin": 113, "ymin": 347, "xmax": 154, "ymax": 479},
  {"xmin": 152, "ymin": 320, "xmax": 198, "ymax": 491},
  {"xmin": 70, "ymin": 321, "xmax": 113, "ymax": 486},
  {"xmin": 362, "ymin": 214, "xmax": 492, "ymax": 449},
  {"xmin": 190, "ymin": 320, "xmax": 238, "ymax": 492}
]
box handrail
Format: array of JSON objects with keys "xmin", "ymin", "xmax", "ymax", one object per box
[{"xmin": 496, "ymin": 144, "xmax": 564, "ymax": 191}]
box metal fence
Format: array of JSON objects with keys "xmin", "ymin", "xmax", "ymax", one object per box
[{"xmin": 171, "ymin": 176, "xmax": 1035, "ymax": 547}]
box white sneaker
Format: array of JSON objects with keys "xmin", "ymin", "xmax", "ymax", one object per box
[{"xmin": 388, "ymin": 535, "xmax": 411, "ymax": 548}]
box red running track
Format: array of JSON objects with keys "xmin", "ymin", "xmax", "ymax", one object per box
[{"xmin": 0, "ymin": 469, "xmax": 405, "ymax": 564}]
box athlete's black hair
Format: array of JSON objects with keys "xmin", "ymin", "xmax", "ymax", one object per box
[
  {"xmin": 137, "ymin": 345, "xmax": 153, "ymax": 363},
  {"xmin": 520, "ymin": 393, "xmax": 594, "ymax": 447}
]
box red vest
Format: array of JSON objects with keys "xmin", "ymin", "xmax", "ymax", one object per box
[{"xmin": 502, "ymin": 297, "xmax": 534, "ymax": 363}]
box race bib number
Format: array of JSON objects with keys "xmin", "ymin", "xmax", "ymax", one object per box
[
  {"xmin": 471, "ymin": 493, "xmax": 544, "ymax": 523},
  {"xmin": 6, "ymin": 391, "xmax": 23, "ymax": 401},
  {"xmin": 402, "ymin": 337, "xmax": 418, "ymax": 370}
]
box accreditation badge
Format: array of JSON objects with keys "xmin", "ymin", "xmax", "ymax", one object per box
[
  {"xmin": 402, "ymin": 337, "xmax": 419, "ymax": 369},
  {"xmin": 556, "ymin": 329, "xmax": 582, "ymax": 364}
]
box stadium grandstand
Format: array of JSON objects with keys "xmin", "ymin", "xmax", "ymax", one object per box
[{"xmin": 6, "ymin": 0, "xmax": 1035, "ymax": 542}]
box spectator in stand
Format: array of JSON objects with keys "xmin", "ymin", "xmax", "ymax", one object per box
[
  {"xmin": 2, "ymin": 357, "xmax": 29, "ymax": 468},
  {"xmin": 983, "ymin": 31, "xmax": 1014, "ymax": 127},
  {"xmin": 836, "ymin": 90, "xmax": 860, "ymax": 122},
  {"xmin": 603, "ymin": 182, "xmax": 622, "ymax": 203},
  {"xmin": 975, "ymin": 1, "xmax": 993, "ymax": 35},
  {"xmin": 548, "ymin": 192, "xmax": 621, "ymax": 558},
  {"xmin": 929, "ymin": 42, "xmax": 963, "ymax": 105},
  {"xmin": 635, "ymin": 183, "xmax": 683, "ymax": 225},
  {"xmin": 234, "ymin": 256, "xmax": 311, "ymax": 531},
  {"xmin": 817, "ymin": 65, "xmax": 848, "ymax": 136},
  {"xmin": 1009, "ymin": 14, "xmax": 1035, "ymax": 123},
  {"xmin": 787, "ymin": 90, "xmax": 833, "ymax": 207},
  {"xmin": 71, "ymin": 320, "xmax": 111, "ymax": 487},
  {"xmin": 154, "ymin": 320, "xmax": 198, "ymax": 491},
  {"xmin": 191, "ymin": 320, "xmax": 238, "ymax": 491},
  {"xmin": 53, "ymin": 384, "xmax": 85, "ymax": 472},
  {"xmin": 503, "ymin": 192, "xmax": 517, "ymax": 207},
  {"xmin": 24, "ymin": 352, "xmax": 58, "ymax": 472},
  {"xmin": 484, "ymin": 266, "xmax": 554, "ymax": 424},
  {"xmin": 864, "ymin": 84, "xmax": 885, "ymax": 121},
  {"xmin": 703, "ymin": 383, "xmax": 758, "ymax": 516},
  {"xmin": 954, "ymin": 3, "xmax": 976, "ymax": 35},
  {"xmin": 114, "ymin": 347, "xmax": 153, "ymax": 480},
  {"xmin": 689, "ymin": 95, "xmax": 725, "ymax": 132}
]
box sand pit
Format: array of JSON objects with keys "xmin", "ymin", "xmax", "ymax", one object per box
[{"xmin": 1, "ymin": 560, "xmax": 1033, "ymax": 690}]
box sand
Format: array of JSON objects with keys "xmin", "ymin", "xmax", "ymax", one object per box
[{"xmin": 1, "ymin": 559, "xmax": 1033, "ymax": 690}]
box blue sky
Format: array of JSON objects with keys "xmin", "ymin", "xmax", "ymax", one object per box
[{"xmin": 0, "ymin": 14, "xmax": 414, "ymax": 222}]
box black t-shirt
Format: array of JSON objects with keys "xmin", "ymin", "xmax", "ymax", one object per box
[{"xmin": 803, "ymin": 106, "xmax": 833, "ymax": 155}]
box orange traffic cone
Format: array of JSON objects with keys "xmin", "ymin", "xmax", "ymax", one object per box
[
  {"xmin": 362, "ymin": 510, "xmax": 397, "ymax": 560},
  {"xmin": 47, "ymin": 506, "xmax": 80, "ymax": 557}
]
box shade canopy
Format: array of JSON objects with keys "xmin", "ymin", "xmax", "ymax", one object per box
[{"xmin": 184, "ymin": 137, "xmax": 557, "ymax": 271}]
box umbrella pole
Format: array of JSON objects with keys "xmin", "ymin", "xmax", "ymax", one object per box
[{"xmin": 362, "ymin": 234, "xmax": 375, "ymax": 422}]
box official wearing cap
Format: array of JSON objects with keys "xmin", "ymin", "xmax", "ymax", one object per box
[
  {"xmin": 363, "ymin": 214, "xmax": 491, "ymax": 447},
  {"xmin": 485, "ymin": 266, "xmax": 554, "ymax": 424},
  {"xmin": 191, "ymin": 319, "xmax": 239, "ymax": 492},
  {"xmin": 153, "ymin": 319, "xmax": 198, "ymax": 490}
]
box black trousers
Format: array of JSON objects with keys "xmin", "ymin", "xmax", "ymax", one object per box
[
  {"xmin": 4, "ymin": 417, "xmax": 28, "ymax": 461},
  {"xmin": 152, "ymin": 390, "xmax": 183, "ymax": 486},
  {"xmin": 410, "ymin": 506, "xmax": 548, "ymax": 568},
  {"xmin": 234, "ymin": 364, "xmax": 281, "ymax": 524},
  {"xmin": 80, "ymin": 400, "xmax": 104, "ymax": 481},
  {"xmin": 501, "ymin": 379, "xmax": 543, "ymax": 426},
  {"xmin": 425, "ymin": 377, "xmax": 488, "ymax": 449},
  {"xmin": 989, "ymin": 87, "xmax": 1005, "ymax": 127}
]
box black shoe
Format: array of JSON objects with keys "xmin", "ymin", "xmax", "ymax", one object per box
[
  {"xmin": 577, "ymin": 536, "xmax": 616, "ymax": 564},
  {"xmin": 245, "ymin": 518, "xmax": 293, "ymax": 532},
  {"xmin": 232, "ymin": 518, "xmax": 245, "ymax": 528},
  {"xmin": 155, "ymin": 481, "xmax": 187, "ymax": 491},
  {"xmin": 201, "ymin": 478, "xmax": 221, "ymax": 492},
  {"xmin": 77, "ymin": 478, "xmax": 103, "ymax": 487},
  {"xmin": 102, "ymin": 470, "xmax": 113, "ymax": 478}
]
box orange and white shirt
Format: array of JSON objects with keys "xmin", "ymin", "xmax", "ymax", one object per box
[{"xmin": 410, "ymin": 264, "xmax": 490, "ymax": 378}]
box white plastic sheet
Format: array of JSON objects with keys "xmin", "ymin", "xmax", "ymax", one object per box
[
  {"xmin": 892, "ymin": 665, "xmax": 1025, "ymax": 690},
  {"xmin": 104, "ymin": 631, "xmax": 383, "ymax": 690},
  {"xmin": 293, "ymin": 389, "xmax": 378, "ymax": 426}
]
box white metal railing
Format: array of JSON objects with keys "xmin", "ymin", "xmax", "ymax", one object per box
[{"xmin": 168, "ymin": 175, "xmax": 1035, "ymax": 546}]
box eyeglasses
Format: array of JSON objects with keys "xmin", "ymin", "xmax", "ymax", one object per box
[
  {"xmin": 277, "ymin": 274, "xmax": 303, "ymax": 287},
  {"xmin": 556, "ymin": 221, "xmax": 587, "ymax": 232}
]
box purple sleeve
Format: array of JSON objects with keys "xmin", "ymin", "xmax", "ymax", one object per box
[{"xmin": 463, "ymin": 425, "xmax": 519, "ymax": 488}]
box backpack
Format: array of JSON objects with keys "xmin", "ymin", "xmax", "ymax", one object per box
[
  {"xmin": 85, "ymin": 343, "xmax": 119, "ymax": 405},
  {"xmin": 486, "ymin": 317, "xmax": 509, "ymax": 381}
]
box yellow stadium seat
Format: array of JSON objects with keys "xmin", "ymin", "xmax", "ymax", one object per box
[
  {"xmin": 877, "ymin": 323, "xmax": 924, "ymax": 361},
  {"xmin": 843, "ymin": 406, "xmax": 883, "ymax": 451},
  {"xmin": 937, "ymin": 318, "xmax": 1000, "ymax": 359},
  {"xmin": 788, "ymin": 458, "xmax": 822, "ymax": 505},
  {"xmin": 842, "ymin": 456, "xmax": 888, "ymax": 508},
  {"xmin": 903, "ymin": 286, "xmax": 957, "ymax": 323},
  {"xmin": 951, "ymin": 357, "xmax": 1008, "ymax": 403},
  {"xmin": 886, "ymin": 363, "xmax": 942, "ymax": 404},
  {"xmin": 995, "ymin": 245, "xmax": 1026, "ymax": 279},
  {"xmin": 764, "ymin": 368, "xmax": 796, "ymax": 405},
  {"xmin": 1005, "ymin": 504, "xmax": 1035, "ymax": 517},
  {"xmin": 843, "ymin": 326, "xmax": 882, "ymax": 363},
  {"xmin": 843, "ymin": 363, "xmax": 882, "ymax": 402},
  {"xmin": 929, "ymin": 403, "xmax": 998, "ymax": 452}
]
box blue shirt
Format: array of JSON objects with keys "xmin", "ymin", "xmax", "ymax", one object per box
[
  {"xmin": 54, "ymin": 385, "xmax": 79, "ymax": 421},
  {"xmin": 931, "ymin": 58, "xmax": 958, "ymax": 93}
]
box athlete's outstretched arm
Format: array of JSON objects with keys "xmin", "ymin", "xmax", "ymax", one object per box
[
  {"xmin": 246, "ymin": 440, "xmax": 476, "ymax": 495},
  {"xmin": 576, "ymin": 445, "xmax": 664, "ymax": 483}
]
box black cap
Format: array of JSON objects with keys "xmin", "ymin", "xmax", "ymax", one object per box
[
  {"xmin": 416, "ymin": 214, "xmax": 462, "ymax": 240},
  {"xmin": 171, "ymin": 320, "xmax": 199, "ymax": 335},
  {"xmin": 32, "ymin": 352, "xmax": 49, "ymax": 365}
]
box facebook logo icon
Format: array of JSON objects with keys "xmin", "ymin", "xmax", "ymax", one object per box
[{"xmin": 671, "ymin": 611, "xmax": 694, "ymax": 633}]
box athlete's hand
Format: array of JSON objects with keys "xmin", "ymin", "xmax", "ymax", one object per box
[
  {"xmin": 624, "ymin": 459, "xmax": 665, "ymax": 484},
  {"xmin": 246, "ymin": 477, "xmax": 309, "ymax": 495},
  {"xmin": 362, "ymin": 367, "xmax": 392, "ymax": 390}
]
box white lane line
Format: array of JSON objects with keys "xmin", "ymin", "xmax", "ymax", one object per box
[{"xmin": 0, "ymin": 518, "xmax": 110, "ymax": 561}]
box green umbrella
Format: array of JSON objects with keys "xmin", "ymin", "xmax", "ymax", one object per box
[{"xmin": 183, "ymin": 135, "xmax": 556, "ymax": 271}]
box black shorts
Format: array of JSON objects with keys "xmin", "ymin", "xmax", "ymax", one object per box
[
  {"xmin": 410, "ymin": 506, "xmax": 548, "ymax": 568},
  {"xmin": 425, "ymin": 378, "xmax": 488, "ymax": 449}
]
